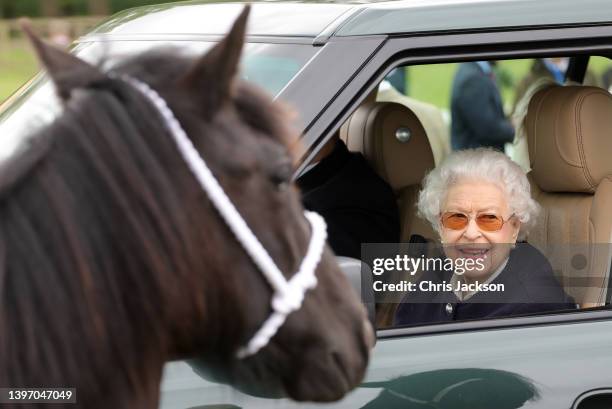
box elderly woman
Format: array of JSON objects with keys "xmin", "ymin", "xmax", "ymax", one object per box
[{"xmin": 394, "ymin": 148, "xmax": 575, "ymax": 326}]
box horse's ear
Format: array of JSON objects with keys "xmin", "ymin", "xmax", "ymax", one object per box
[
  {"xmin": 20, "ymin": 19, "xmax": 105, "ymax": 101},
  {"xmin": 179, "ymin": 5, "xmax": 250, "ymax": 116}
]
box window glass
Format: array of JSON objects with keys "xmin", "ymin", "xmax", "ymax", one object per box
[
  {"xmin": 388, "ymin": 59, "xmax": 555, "ymax": 113},
  {"xmin": 0, "ymin": 40, "xmax": 316, "ymax": 164},
  {"xmin": 377, "ymin": 58, "xmax": 574, "ymax": 170},
  {"xmin": 352, "ymin": 56, "xmax": 611, "ymax": 330},
  {"xmin": 586, "ymin": 56, "xmax": 612, "ymax": 92}
]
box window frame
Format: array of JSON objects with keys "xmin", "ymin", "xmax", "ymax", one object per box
[
  {"xmin": 301, "ymin": 24, "xmax": 612, "ymax": 158},
  {"xmin": 290, "ymin": 23, "xmax": 612, "ymax": 337}
]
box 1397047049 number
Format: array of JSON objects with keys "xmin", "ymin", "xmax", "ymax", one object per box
[{"xmin": 0, "ymin": 388, "xmax": 77, "ymax": 403}]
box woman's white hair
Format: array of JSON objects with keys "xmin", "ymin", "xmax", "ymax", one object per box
[{"xmin": 417, "ymin": 148, "xmax": 540, "ymax": 240}]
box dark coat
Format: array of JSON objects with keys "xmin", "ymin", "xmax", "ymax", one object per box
[
  {"xmin": 394, "ymin": 243, "xmax": 576, "ymax": 326},
  {"xmin": 450, "ymin": 62, "xmax": 514, "ymax": 151},
  {"xmin": 297, "ymin": 140, "xmax": 400, "ymax": 259}
]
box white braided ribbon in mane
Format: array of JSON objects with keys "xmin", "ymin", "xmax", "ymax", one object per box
[{"xmin": 121, "ymin": 75, "xmax": 327, "ymax": 358}]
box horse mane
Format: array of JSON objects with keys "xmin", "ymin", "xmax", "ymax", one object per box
[{"xmin": 0, "ymin": 55, "xmax": 292, "ymax": 403}]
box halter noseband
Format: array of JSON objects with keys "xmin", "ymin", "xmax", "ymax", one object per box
[{"xmin": 121, "ymin": 76, "xmax": 327, "ymax": 359}]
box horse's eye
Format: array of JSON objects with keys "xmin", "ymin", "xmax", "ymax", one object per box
[{"xmin": 270, "ymin": 161, "xmax": 293, "ymax": 189}]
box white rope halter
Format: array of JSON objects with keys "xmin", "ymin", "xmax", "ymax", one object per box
[{"xmin": 121, "ymin": 76, "xmax": 327, "ymax": 358}]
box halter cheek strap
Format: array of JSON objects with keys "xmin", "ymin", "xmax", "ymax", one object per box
[{"xmin": 121, "ymin": 76, "xmax": 327, "ymax": 359}]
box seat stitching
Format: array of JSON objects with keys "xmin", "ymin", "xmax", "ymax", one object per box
[{"xmin": 575, "ymin": 91, "xmax": 597, "ymax": 190}]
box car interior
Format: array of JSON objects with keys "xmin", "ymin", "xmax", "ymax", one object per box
[{"xmin": 324, "ymin": 54, "xmax": 612, "ymax": 329}]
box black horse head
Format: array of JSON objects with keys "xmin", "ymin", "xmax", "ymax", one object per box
[{"xmin": 0, "ymin": 8, "xmax": 373, "ymax": 407}]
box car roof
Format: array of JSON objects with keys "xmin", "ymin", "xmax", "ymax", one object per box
[
  {"xmin": 84, "ymin": 0, "xmax": 612, "ymax": 42},
  {"xmin": 85, "ymin": 2, "xmax": 356, "ymax": 39}
]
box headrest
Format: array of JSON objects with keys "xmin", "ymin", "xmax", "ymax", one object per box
[
  {"xmin": 525, "ymin": 85, "xmax": 612, "ymax": 193},
  {"xmin": 340, "ymin": 102, "xmax": 434, "ymax": 191}
]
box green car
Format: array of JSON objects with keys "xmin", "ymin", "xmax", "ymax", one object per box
[{"xmin": 2, "ymin": 0, "xmax": 611, "ymax": 407}]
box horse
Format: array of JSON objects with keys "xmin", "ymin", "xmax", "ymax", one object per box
[{"xmin": 0, "ymin": 7, "xmax": 373, "ymax": 408}]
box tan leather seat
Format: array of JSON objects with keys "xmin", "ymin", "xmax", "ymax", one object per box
[
  {"xmin": 525, "ymin": 85, "xmax": 612, "ymax": 307},
  {"xmin": 339, "ymin": 101, "xmax": 437, "ymax": 242},
  {"xmin": 377, "ymin": 84, "xmax": 451, "ymax": 166}
]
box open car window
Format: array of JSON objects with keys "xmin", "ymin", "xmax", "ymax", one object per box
[{"xmin": 317, "ymin": 56, "xmax": 612, "ymax": 331}]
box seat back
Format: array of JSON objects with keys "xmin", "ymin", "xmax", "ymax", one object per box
[
  {"xmin": 339, "ymin": 101, "xmax": 437, "ymax": 242},
  {"xmin": 525, "ymin": 85, "xmax": 612, "ymax": 307},
  {"xmin": 376, "ymin": 83, "xmax": 451, "ymax": 165}
]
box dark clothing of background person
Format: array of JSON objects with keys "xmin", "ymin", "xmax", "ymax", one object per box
[
  {"xmin": 296, "ymin": 139, "xmax": 400, "ymax": 259},
  {"xmin": 394, "ymin": 243, "xmax": 576, "ymax": 326},
  {"xmin": 450, "ymin": 62, "xmax": 514, "ymax": 151}
]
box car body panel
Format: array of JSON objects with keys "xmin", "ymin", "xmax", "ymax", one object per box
[
  {"xmin": 336, "ymin": 0, "xmax": 612, "ymax": 37},
  {"xmin": 84, "ymin": 0, "xmax": 612, "ymax": 42},
  {"xmin": 359, "ymin": 318, "xmax": 612, "ymax": 409},
  {"xmin": 87, "ymin": 2, "xmax": 357, "ymax": 38},
  {"xmin": 158, "ymin": 316, "xmax": 612, "ymax": 408}
]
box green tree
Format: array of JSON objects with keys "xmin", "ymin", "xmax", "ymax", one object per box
[
  {"xmin": 1, "ymin": 0, "xmax": 40, "ymax": 18},
  {"xmin": 40, "ymin": 0, "xmax": 60, "ymax": 16},
  {"xmin": 109, "ymin": 0, "xmax": 185, "ymax": 13},
  {"xmin": 0, "ymin": 0, "xmax": 188, "ymax": 18}
]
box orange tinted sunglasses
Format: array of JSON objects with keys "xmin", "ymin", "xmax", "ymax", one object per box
[{"xmin": 440, "ymin": 212, "xmax": 515, "ymax": 232}]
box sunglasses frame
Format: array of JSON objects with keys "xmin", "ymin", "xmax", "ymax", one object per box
[{"xmin": 440, "ymin": 211, "xmax": 516, "ymax": 232}]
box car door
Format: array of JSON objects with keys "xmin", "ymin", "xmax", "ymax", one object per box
[
  {"xmin": 307, "ymin": 24, "xmax": 612, "ymax": 409},
  {"xmin": 368, "ymin": 312, "xmax": 612, "ymax": 409},
  {"xmin": 158, "ymin": 23, "xmax": 612, "ymax": 409}
]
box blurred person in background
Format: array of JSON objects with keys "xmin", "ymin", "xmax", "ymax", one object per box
[
  {"xmin": 512, "ymin": 58, "xmax": 569, "ymax": 114},
  {"xmin": 512, "ymin": 57, "xmax": 603, "ymax": 114},
  {"xmin": 507, "ymin": 77, "xmax": 556, "ymax": 172},
  {"xmin": 296, "ymin": 133, "xmax": 399, "ymax": 259},
  {"xmin": 450, "ymin": 61, "xmax": 514, "ymax": 152},
  {"xmin": 49, "ymin": 19, "xmax": 72, "ymax": 48}
]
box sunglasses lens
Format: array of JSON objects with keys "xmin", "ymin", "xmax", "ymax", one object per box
[
  {"xmin": 442, "ymin": 213, "xmax": 469, "ymax": 230},
  {"xmin": 476, "ymin": 214, "xmax": 504, "ymax": 231},
  {"xmin": 441, "ymin": 213, "xmax": 505, "ymax": 231}
]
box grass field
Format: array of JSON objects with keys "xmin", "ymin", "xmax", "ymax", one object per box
[
  {"xmin": 0, "ymin": 44, "xmax": 39, "ymax": 103},
  {"xmin": 409, "ymin": 57, "xmax": 611, "ymax": 112},
  {"xmin": 1, "ymin": 46, "xmax": 610, "ymax": 109},
  {"xmin": 409, "ymin": 59, "xmax": 533, "ymax": 111}
]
